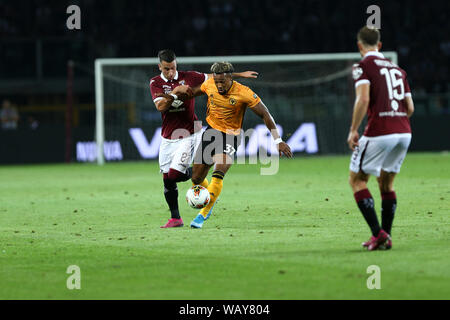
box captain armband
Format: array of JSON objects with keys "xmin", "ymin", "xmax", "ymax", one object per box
[
  {"xmin": 171, "ymin": 100, "xmax": 184, "ymax": 108},
  {"xmin": 169, "ymin": 93, "xmax": 184, "ymax": 108}
]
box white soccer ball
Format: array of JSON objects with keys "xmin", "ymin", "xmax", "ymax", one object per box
[{"xmin": 186, "ymin": 185, "xmax": 210, "ymax": 209}]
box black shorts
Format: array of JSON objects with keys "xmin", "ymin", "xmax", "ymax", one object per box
[{"xmin": 194, "ymin": 126, "xmax": 241, "ymax": 165}]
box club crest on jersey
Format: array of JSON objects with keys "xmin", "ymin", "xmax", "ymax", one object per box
[
  {"xmin": 163, "ymin": 84, "xmax": 172, "ymax": 94},
  {"xmin": 352, "ymin": 66, "xmax": 363, "ymax": 80},
  {"xmin": 179, "ymin": 80, "xmax": 185, "ymax": 85},
  {"xmin": 229, "ymin": 98, "xmax": 236, "ymax": 106}
]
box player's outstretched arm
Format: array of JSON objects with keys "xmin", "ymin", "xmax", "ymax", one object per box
[
  {"xmin": 347, "ymin": 83, "xmax": 370, "ymax": 150},
  {"xmin": 180, "ymin": 85, "xmax": 204, "ymax": 98},
  {"xmin": 250, "ymin": 101, "xmax": 293, "ymax": 158},
  {"xmin": 206, "ymin": 71, "xmax": 258, "ymax": 80},
  {"xmin": 232, "ymin": 71, "xmax": 259, "ymax": 79}
]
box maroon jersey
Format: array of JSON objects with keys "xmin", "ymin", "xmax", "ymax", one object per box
[
  {"xmin": 352, "ymin": 51, "xmax": 412, "ymax": 137},
  {"xmin": 150, "ymin": 71, "xmax": 206, "ymax": 139}
]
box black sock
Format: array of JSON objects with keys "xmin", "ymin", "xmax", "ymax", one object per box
[
  {"xmin": 354, "ymin": 189, "xmax": 381, "ymax": 237},
  {"xmin": 163, "ymin": 177, "xmax": 180, "ymax": 219},
  {"xmin": 381, "ymin": 191, "xmax": 397, "ymax": 235}
]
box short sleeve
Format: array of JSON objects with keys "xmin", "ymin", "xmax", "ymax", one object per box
[
  {"xmin": 150, "ymin": 79, "xmax": 164, "ymax": 103},
  {"xmin": 352, "ymin": 63, "xmax": 370, "ymax": 88},
  {"xmin": 186, "ymin": 71, "xmax": 207, "ymax": 87},
  {"xmin": 243, "ymin": 87, "xmax": 261, "ymax": 108},
  {"xmin": 200, "ymin": 78, "xmax": 210, "ymax": 93}
]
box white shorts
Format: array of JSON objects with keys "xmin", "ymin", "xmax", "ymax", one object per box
[
  {"xmin": 159, "ymin": 131, "xmax": 202, "ymax": 174},
  {"xmin": 350, "ymin": 133, "xmax": 412, "ymax": 177}
]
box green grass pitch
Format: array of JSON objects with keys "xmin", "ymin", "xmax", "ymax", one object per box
[{"xmin": 0, "ymin": 153, "xmax": 449, "ymax": 299}]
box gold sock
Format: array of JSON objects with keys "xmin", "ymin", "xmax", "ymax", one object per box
[
  {"xmin": 195, "ymin": 178, "xmax": 209, "ymax": 189},
  {"xmin": 199, "ymin": 172, "xmax": 224, "ymax": 218}
]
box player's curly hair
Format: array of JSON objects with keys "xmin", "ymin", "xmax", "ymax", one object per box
[{"xmin": 211, "ymin": 62, "xmax": 234, "ymax": 74}]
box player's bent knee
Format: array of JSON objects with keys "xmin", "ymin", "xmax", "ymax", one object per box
[
  {"xmin": 379, "ymin": 182, "xmax": 393, "ymax": 193},
  {"xmin": 349, "ymin": 178, "xmax": 363, "ymax": 189},
  {"xmin": 213, "ymin": 153, "xmax": 232, "ymax": 166},
  {"xmin": 348, "ymin": 175, "xmax": 354, "ymax": 187},
  {"xmin": 378, "ymin": 174, "xmax": 394, "ymax": 193},
  {"xmin": 348, "ymin": 174, "xmax": 355, "ymax": 186},
  {"xmin": 349, "ymin": 171, "xmax": 369, "ymax": 191},
  {"xmin": 214, "ymin": 164, "xmax": 231, "ymax": 176},
  {"xmin": 348, "ymin": 172, "xmax": 360, "ymax": 187}
]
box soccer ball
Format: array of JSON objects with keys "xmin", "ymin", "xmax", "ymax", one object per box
[{"xmin": 186, "ymin": 185, "xmax": 210, "ymax": 209}]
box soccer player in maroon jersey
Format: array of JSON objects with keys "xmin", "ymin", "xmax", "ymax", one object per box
[
  {"xmin": 150, "ymin": 50, "xmax": 257, "ymax": 228},
  {"xmin": 347, "ymin": 27, "xmax": 415, "ymax": 251}
]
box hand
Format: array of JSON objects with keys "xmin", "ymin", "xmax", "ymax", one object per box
[
  {"xmin": 172, "ymin": 85, "xmax": 192, "ymax": 96},
  {"xmin": 347, "ymin": 130, "xmax": 360, "ymax": 151},
  {"xmin": 172, "ymin": 85, "xmax": 193, "ymax": 99},
  {"xmin": 278, "ymin": 142, "xmax": 293, "ymax": 158},
  {"xmin": 239, "ymin": 71, "xmax": 259, "ymax": 79}
]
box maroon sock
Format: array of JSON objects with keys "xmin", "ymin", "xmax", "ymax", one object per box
[
  {"xmin": 354, "ymin": 189, "xmax": 381, "ymax": 237},
  {"xmin": 168, "ymin": 168, "xmax": 192, "ymax": 183},
  {"xmin": 381, "ymin": 191, "xmax": 397, "ymax": 235}
]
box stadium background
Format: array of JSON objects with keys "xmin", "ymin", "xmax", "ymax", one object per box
[{"xmin": 0, "ymin": 0, "xmax": 449, "ymax": 164}]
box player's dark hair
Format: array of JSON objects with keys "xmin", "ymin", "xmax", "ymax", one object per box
[
  {"xmin": 211, "ymin": 62, "xmax": 234, "ymax": 74},
  {"xmin": 158, "ymin": 49, "xmax": 176, "ymax": 63},
  {"xmin": 357, "ymin": 26, "xmax": 380, "ymax": 47}
]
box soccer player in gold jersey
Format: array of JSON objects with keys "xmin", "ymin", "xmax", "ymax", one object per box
[{"xmin": 179, "ymin": 61, "xmax": 292, "ymax": 228}]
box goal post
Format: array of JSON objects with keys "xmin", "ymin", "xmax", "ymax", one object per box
[{"xmin": 94, "ymin": 52, "xmax": 398, "ymax": 165}]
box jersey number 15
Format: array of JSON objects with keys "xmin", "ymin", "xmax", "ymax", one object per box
[{"xmin": 380, "ymin": 68, "xmax": 405, "ymax": 101}]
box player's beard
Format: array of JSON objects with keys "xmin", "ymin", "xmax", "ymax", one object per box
[{"xmin": 218, "ymin": 81, "xmax": 233, "ymax": 95}]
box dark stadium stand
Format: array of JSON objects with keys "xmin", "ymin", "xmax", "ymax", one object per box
[
  {"xmin": 0, "ymin": 0, "xmax": 448, "ymax": 95},
  {"xmin": 0, "ymin": 0, "xmax": 448, "ymax": 163}
]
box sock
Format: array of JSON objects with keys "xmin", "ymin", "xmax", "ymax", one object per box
[
  {"xmin": 163, "ymin": 174, "xmax": 180, "ymax": 219},
  {"xmin": 354, "ymin": 189, "xmax": 381, "ymax": 237},
  {"xmin": 168, "ymin": 167, "xmax": 192, "ymax": 183},
  {"xmin": 199, "ymin": 171, "xmax": 224, "ymax": 218},
  {"xmin": 194, "ymin": 178, "xmax": 209, "ymax": 189},
  {"xmin": 381, "ymin": 191, "xmax": 397, "ymax": 235}
]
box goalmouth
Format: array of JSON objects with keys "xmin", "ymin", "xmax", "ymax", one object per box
[{"xmin": 94, "ymin": 52, "xmax": 398, "ymax": 165}]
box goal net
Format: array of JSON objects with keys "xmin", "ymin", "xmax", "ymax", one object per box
[{"xmin": 93, "ymin": 52, "xmax": 397, "ymax": 164}]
